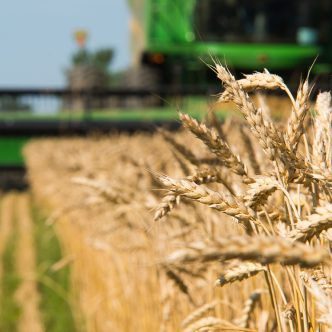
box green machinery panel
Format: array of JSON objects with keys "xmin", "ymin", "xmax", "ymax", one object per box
[
  {"xmin": 141, "ymin": 0, "xmax": 331, "ymax": 72},
  {"xmin": 0, "ymin": 137, "xmax": 27, "ymax": 166}
]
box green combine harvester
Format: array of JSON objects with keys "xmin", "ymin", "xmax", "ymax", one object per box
[
  {"xmin": 2, "ymin": 0, "xmax": 332, "ymax": 171},
  {"xmin": 128, "ymin": 0, "xmax": 332, "ymax": 87}
]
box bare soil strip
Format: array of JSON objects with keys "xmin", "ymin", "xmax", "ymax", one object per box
[
  {"xmin": 0, "ymin": 193, "xmax": 15, "ymax": 300},
  {"xmin": 14, "ymin": 193, "xmax": 44, "ymax": 332}
]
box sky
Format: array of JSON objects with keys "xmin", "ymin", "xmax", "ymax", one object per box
[{"xmin": 0, "ymin": 0, "xmax": 130, "ymax": 87}]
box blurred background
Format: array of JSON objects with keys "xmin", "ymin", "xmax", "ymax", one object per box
[
  {"xmin": 0, "ymin": 0, "xmax": 332, "ymax": 169},
  {"xmin": 0, "ymin": 0, "xmax": 130, "ymax": 87}
]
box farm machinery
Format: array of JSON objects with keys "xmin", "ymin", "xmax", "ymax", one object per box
[
  {"xmin": 1, "ymin": 0, "xmax": 332, "ymax": 173},
  {"xmin": 127, "ymin": 0, "xmax": 332, "ymax": 88}
]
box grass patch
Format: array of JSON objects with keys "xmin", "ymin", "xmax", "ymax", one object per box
[
  {"xmin": 32, "ymin": 200, "xmax": 78, "ymax": 332},
  {"xmin": 0, "ymin": 228, "xmax": 21, "ymax": 332}
]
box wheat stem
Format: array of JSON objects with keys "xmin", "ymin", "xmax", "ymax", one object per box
[{"xmin": 264, "ymin": 268, "xmax": 282, "ymax": 332}]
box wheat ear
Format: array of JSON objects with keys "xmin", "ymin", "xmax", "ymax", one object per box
[
  {"xmin": 313, "ymin": 92, "xmax": 332, "ymax": 170},
  {"xmin": 216, "ymin": 64, "xmax": 286, "ymax": 161},
  {"xmin": 219, "ymin": 69, "xmax": 289, "ymax": 101},
  {"xmin": 286, "ymin": 79, "xmax": 310, "ymax": 151},
  {"xmin": 288, "ymin": 203, "xmax": 332, "ymax": 242},
  {"xmin": 157, "ymin": 175, "xmax": 253, "ymax": 228},
  {"xmin": 243, "ymin": 176, "xmax": 278, "ymax": 210},
  {"xmin": 301, "ymin": 269, "xmax": 332, "ymax": 295},
  {"xmin": 179, "ymin": 113, "xmax": 250, "ymax": 179},
  {"xmin": 188, "ymin": 167, "xmax": 235, "ymax": 194},
  {"xmin": 215, "ymin": 262, "xmax": 266, "ymax": 287},
  {"xmin": 166, "ymin": 235, "xmax": 329, "ymax": 267},
  {"xmin": 71, "ymin": 176, "xmax": 129, "ymax": 204},
  {"xmin": 155, "ymin": 167, "xmax": 235, "ymax": 221},
  {"xmin": 154, "ymin": 192, "xmax": 179, "ymax": 221}
]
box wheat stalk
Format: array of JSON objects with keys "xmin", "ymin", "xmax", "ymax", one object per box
[{"xmin": 239, "ymin": 124, "xmax": 261, "ymax": 175}]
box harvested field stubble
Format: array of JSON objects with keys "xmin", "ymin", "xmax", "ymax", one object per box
[{"xmin": 26, "ymin": 64, "xmax": 332, "ymax": 331}]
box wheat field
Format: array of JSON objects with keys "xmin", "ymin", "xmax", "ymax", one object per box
[{"xmin": 25, "ymin": 64, "xmax": 332, "ymax": 331}]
